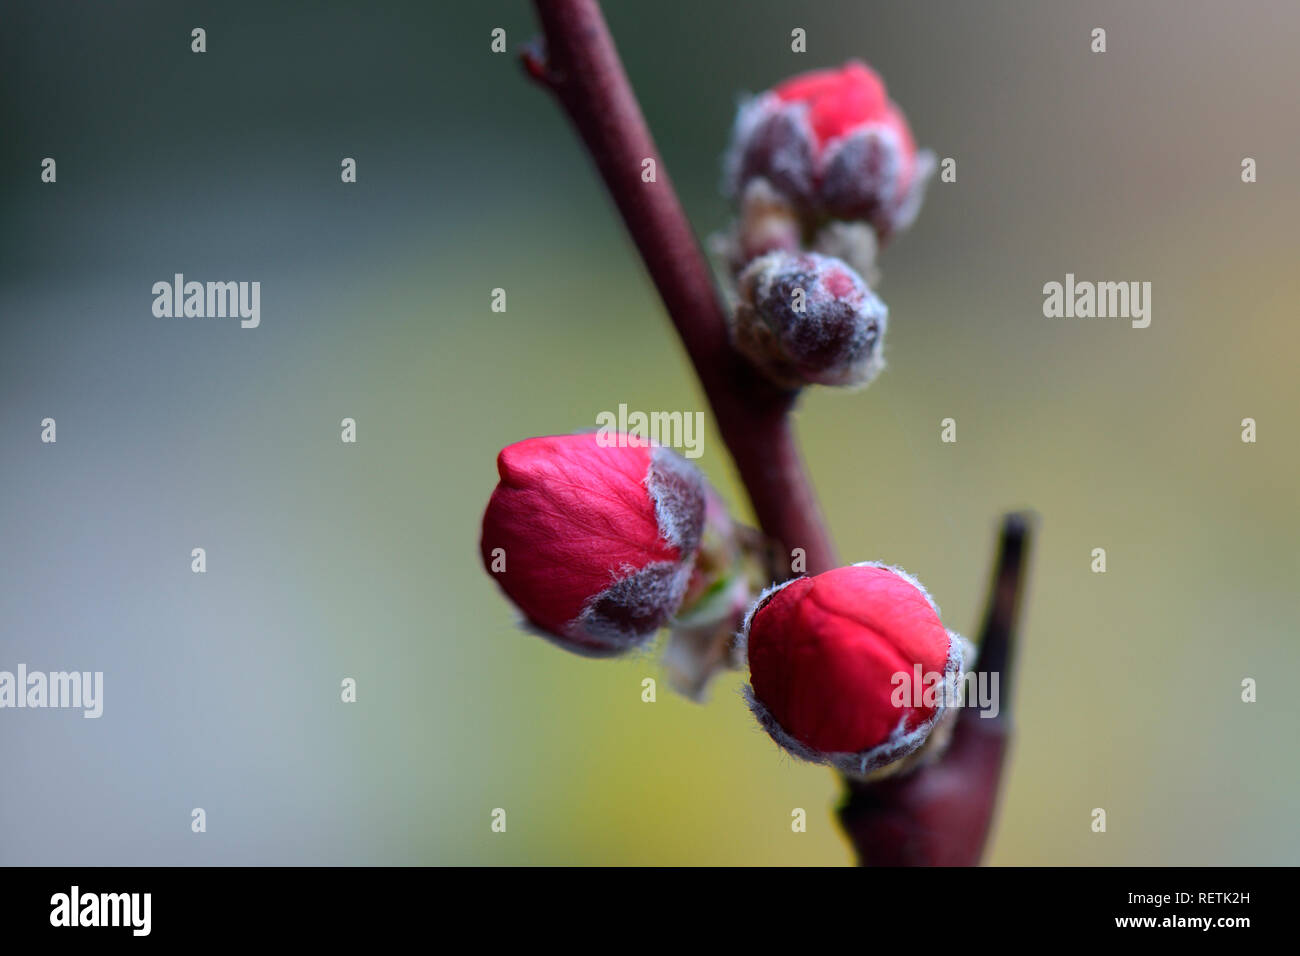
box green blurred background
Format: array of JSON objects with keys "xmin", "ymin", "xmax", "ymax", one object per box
[{"xmin": 2, "ymin": 0, "xmax": 1297, "ymax": 865}]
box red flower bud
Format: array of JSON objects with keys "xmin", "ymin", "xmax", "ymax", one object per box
[
  {"xmin": 732, "ymin": 250, "xmax": 887, "ymax": 389},
  {"xmin": 726, "ymin": 61, "xmax": 934, "ymax": 241},
  {"xmin": 741, "ymin": 562, "xmax": 972, "ymax": 777},
  {"xmin": 480, "ymin": 433, "xmax": 707, "ymax": 656}
]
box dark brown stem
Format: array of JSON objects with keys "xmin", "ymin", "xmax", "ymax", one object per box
[
  {"xmin": 837, "ymin": 513, "xmax": 1034, "ymax": 865},
  {"xmin": 525, "ymin": 0, "xmax": 837, "ymax": 577}
]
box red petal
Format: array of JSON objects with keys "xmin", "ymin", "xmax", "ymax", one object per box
[
  {"xmin": 748, "ymin": 565, "xmax": 951, "ymax": 754},
  {"xmin": 480, "ymin": 434, "xmax": 679, "ymax": 635},
  {"xmin": 774, "ymin": 61, "xmax": 890, "ymax": 148}
]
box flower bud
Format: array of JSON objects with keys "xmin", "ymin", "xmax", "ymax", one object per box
[
  {"xmin": 741, "ymin": 562, "xmax": 973, "ymax": 778},
  {"xmin": 732, "ymin": 251, "xmax": 886, "ymax": 389},
  {"xmin": 480, "ymin": 433, "xmax": 706, "ymax": 656},
  {"xmin": 725, "ymin": 61, "xmax": 934, "ymax": 242}
]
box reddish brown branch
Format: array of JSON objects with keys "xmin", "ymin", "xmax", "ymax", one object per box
[{"xmin": 525, "ymin": 0, "xmax": 837, "ymax": 576}]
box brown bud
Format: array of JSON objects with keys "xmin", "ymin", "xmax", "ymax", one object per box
[{"xmin": 731, "ymin": 251, "xmax": 887, "ymax": 389}]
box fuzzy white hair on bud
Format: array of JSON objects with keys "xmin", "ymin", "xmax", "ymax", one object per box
[
  {"xmin": 565, "ymin": 559, "xmax": 695, "ymax": 656},
  {"xmin": 645, "ymin": 447, "xmax": 706, "ymax": 554}
]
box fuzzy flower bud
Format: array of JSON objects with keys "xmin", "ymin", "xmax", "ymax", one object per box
[
  {"xmin": 726, "ymin": 60, "xmax": 934, "ymax": 242},
  {"xmin": 741, "ymin": 562, "xmax": 974, "ymax": 778},
  {"xmin": 732, "ymin": 250, "xmax": 887, "ymax": 389},
  {"xmin": 480, "ymin": 433, "xmax": 706, "ymax": 657}
]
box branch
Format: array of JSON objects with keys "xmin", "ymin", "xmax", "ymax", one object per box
[
  {"xmin": 524, "ymin": 0, "xmax": 837, "ymax": 576},
  {"xmin": 836, "ymin": 512, "xmax": 1035, "ymax": 865},
  {"xmin": 524, "ymin": 0, "xmax": 1035, "ymax": 867}
]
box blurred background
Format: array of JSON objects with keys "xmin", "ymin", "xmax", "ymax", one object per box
[{"xmin": 2, "ymin": 0, "xmax": 1297, "ymax": 865}]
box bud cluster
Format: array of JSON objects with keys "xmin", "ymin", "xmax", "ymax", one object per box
[
  {"xmin": 476, "ymin": 60, "xmax": 956, "ymax": 779},
  {"xmin": 480, "ymin": 435, "xmax": 971, "ymax": 776},
  {"xmin": 720, "ymin": 61, "xmax": 933, "ymax": 391}
]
